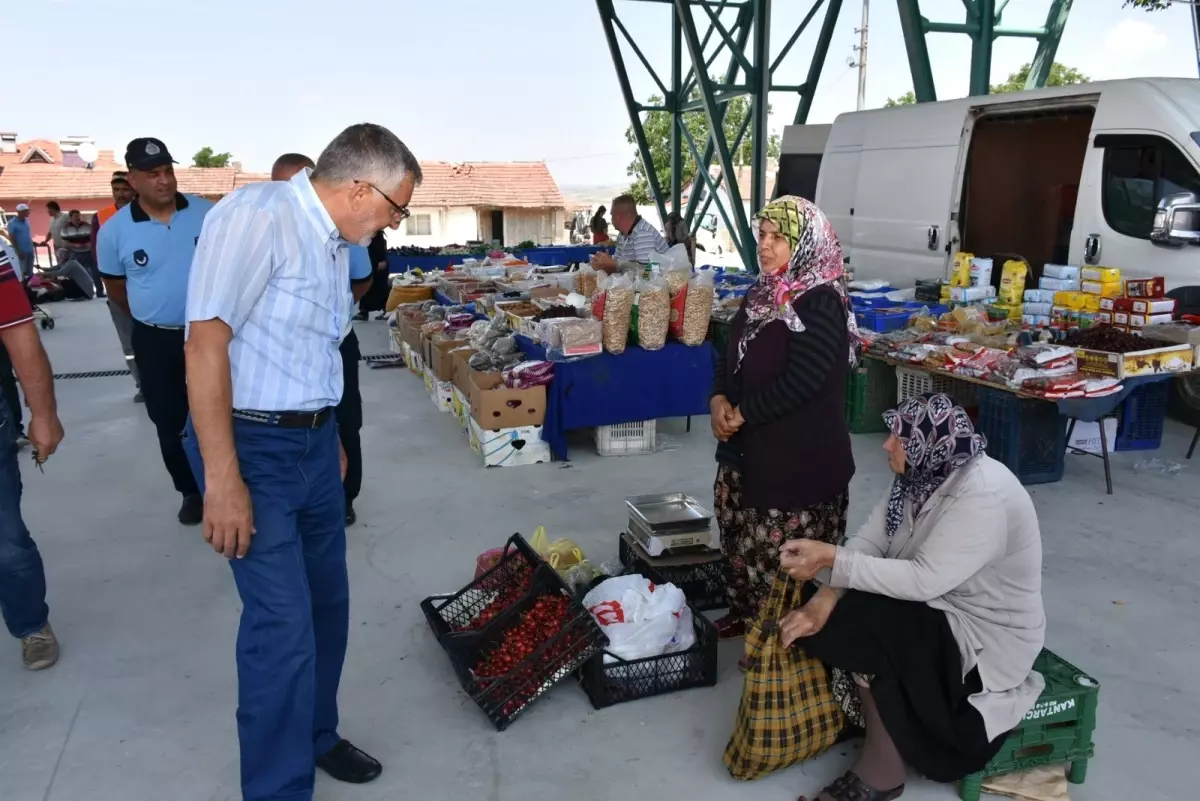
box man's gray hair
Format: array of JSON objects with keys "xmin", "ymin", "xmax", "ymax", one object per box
[
  {"xmin": 313, "ymin": 123, "xmax": 422, "ymax": 190},
  {"xmin": 612, "ymin": 194, "xmax": 637, "ymax": 215}
]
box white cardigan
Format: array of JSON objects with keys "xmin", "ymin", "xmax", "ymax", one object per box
[{"xmin": 830, "ymin": 454, "xmax": 1046, "ymax": 741}]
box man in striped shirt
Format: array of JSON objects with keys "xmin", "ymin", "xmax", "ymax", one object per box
[
  {"xmin": 184, "ymin": 124, "xmax": 420, "ymax": 801},
  {"xmin": 591, "ymin": 193, "xmax": 669, "ymax": 274},
  {"xmin": 0, "ymin": 246, "xmax": 64, "ymax": 671}
]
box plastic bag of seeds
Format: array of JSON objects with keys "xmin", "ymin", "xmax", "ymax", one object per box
[
  {"xmin": 632, "ymin": 274, "xmax": 670, "ymax": 351},
  {"xmin": 679, "ymin": 270, "xmax": 715, "ymax": 346},
  {"xmin": 598, "ymin": 273, "xmax": 634, "ymax": 355}
]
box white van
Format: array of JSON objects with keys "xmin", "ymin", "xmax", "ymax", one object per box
[{"xmin": 779, "ymin": 78, "xmax": 1200, "ymax": 291}]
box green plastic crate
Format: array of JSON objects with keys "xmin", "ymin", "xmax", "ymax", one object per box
[
  {"xmin": 960, "ymin": 649, "xmax": 1099, "ymax": 801},
  {"xmin": 845, "ymin": 360, "xmax": 897, "ymax": 434}
]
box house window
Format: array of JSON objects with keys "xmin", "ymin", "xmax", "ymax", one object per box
[
  {"xmin": 406, "ymin": 214, "xmax": 432, "ymax": 236},
  {"xmin": 1098, "ymin": 134, "xmax": 1200, "ymax": 240}
]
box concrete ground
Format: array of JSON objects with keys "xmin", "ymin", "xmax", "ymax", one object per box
[{"xmin": 0, "ymin": 300, "xmax": 1195, "ymax": 801}]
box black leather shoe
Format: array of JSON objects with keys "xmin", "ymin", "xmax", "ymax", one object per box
[
  {"xmin": 317, "ymin": 740, "xmax": 381, "ymax": 784},
  {"xmin": 178, "ymin": 494, "xmax": 203, "ymax": 526},
  {"xmin": 345, "ymin": 503, "xmax": 357, "ymax": 526}
]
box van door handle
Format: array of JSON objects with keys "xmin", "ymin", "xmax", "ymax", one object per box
[
  {"xmin": 927, "ymin": 225, "xmax": 940, "ymax": 251},
  {"xmin": 1084, "ymin": 234, "xmax": 1101, "ymax": 264}
]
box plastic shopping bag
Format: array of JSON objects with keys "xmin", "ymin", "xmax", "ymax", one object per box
[
  {"xmin": 659, "ymin": 242, "xmax": 693, "ymax": 272},
  {"xmin": 723, "ymin": 574, "xmax": 844, "ymax": 780},
  {"xmin": 582, "ymin": 575, "xmax": 694, "ymax": 662}
]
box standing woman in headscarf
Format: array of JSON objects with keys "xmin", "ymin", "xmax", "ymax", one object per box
[
  {"xmin": 778, "ymin": 393, "xmax": 1045, "ymax": 801},
  {"xmin": 708, "ymin": 195, "xmax": 859, "ymax": 642},
  {"xmin": 590, "ymin": 206, "xmax": 610, "ymax": 244}
]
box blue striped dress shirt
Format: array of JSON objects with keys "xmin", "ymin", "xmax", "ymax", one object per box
[{"xmin": 187, "ymin": 169, "xmax": 355, "ymax": 412}]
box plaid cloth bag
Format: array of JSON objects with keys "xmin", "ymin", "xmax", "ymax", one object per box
[{"xmin": 723, "ymin": 573, "xmax": 844, "ymax": 780}]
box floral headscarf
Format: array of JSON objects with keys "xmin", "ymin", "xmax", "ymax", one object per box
[
  {"xmin": 735, "ymin": 195, "xmax": 860, "ymax": 372},
  {"xmin": 881, "ymin": 393, "xmax": 987, "ymax": 539}
]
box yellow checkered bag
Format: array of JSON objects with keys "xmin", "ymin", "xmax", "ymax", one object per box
[{"xmin": 723, "ymin": 573, "xmax": 844, "ymax": 780}]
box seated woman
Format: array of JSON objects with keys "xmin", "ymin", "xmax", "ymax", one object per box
[
  {"xmin": 710, "ymin": 196, "xmax": 860, "ymax": 647},
  {"xmin": 778, "ymin": 393, "xmax": 1046, "ymax": 801}
]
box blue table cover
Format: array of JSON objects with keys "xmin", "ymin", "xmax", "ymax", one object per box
[
  {"xmin": 1053, "ymin": 373, "xmax": 1175, "ymax": 422},
  {"xmin": 516, "ymin": 336, "xmax": 717, "ymax": 460}
]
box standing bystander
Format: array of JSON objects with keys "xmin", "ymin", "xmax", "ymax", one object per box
[
  {"xmin": 91, "ymin": 172, "xmax": 142, "ymax": 401},
  {"xmin": 269, "ymin": 152, "xmax": 376, "ymax": 525},
  {"xmin": 97, "ymin": 139, "xmax": 212, "ymax": 524},
  {"xmin": 0, "ymin": 244, "xmax": 65, "ymax": 669},
  {"xmin": 185, "ymin": 124, "xmax": 419, "ymax": 801},
  {"xmin": 61, "ymin": 210, "xmax": 104, "ymax": 297},
  {"xmin": 41, "ymin": 202, "xmax": 68, "ymax": 264},
  {"xmin": 5, "ymin": 204, "xmax": 35, "ymax": 277}
]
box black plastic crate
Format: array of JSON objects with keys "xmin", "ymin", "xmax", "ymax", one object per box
[
  {"xmin": 618, "ymin": 534, "xmax": 728, "ymax": 612},
  {"xmin": 1115, "ymin": 379, "xmax": 1170, "ymax": 451},
  {"xmin": 579, "ymin": 601, "xmax": 718, "ymax": 709},
  {"xmin": 976, "ymin": 387, "xmax": 1066, "ymax": 485},
  {"xmin": 438, "ymin": 564, "xmax": 607, "ymax": 730},
  {"xmin": 420, "ymin": 533, "xmax": 542, "ymax": 640}
]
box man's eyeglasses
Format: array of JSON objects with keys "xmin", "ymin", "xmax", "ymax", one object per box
[{"xmin": 356, "ymin": 180, "xmax": 410, "ymax": 223}]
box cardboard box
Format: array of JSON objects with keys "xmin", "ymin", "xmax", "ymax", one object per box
[
  {"xmin": 429, "ymin": 335, "xmax": 471, "ymax": 383},
  {"xmin": 1066, "ymin": 419, "xmax": 1118, "ymax": 455},
  {"xmin": 398, "ymin": 314, "xmax": 424, "ymax": 352},
  {"xmin": 1081, "ymin": 266, "xmax": 1121, "ymax": 283},
  {"xmin": 430, "ymin": 378, "xmax": 454, "ymax": 413},
  {"xmin": 1128, "ymin": 313, "xmax": 1174, "ymax": 328},
  {"xmin": 1080, "ymin": 280, "xmax": 1122, "ymax": 297},
  {"xmin": 468, "ymin": 370, "xmax": 546, "ymax": 428},
  {"xmin": 1075, "ymin": 342, "xmax": 1193, "ymax": 378},
  {"xmin": 451, "ymin": 348, "xmax": 478, "ymax": 394},
  {"xmin": 451, "ymin": 385, "xmax": 471, "ymax": 430},
  {"xmin": 1130, "ymin": 298, "xmax": 1176, "ymax": 315},
  {"xmin": 1124, "ymin": 276, "xmax": 1165, "ymax": 299},
  {"xmin": 467, "ymin": 419, "xmax": 551, "ymax": 467}
]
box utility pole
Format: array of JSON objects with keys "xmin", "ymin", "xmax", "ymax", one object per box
[{"xmin": 850, "ymin": 0, "xmax": 869, "ymax": 110}]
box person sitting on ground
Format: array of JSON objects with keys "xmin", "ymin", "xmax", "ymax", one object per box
[{"xmin": 778, "ymin": 392, "xmax": 1046, "ymax": 801}]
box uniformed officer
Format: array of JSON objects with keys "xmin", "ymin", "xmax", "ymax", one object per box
[
  {"xmin": 97, "ymin": 138, "xmax": 213, "ymax": 525},
  {"xmin": 270, "ymin": 153, "xmax": 374, "ymax": 526}
]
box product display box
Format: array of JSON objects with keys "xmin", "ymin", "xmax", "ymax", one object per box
[
  {"xmin": 467, "ymin": 370, "xmax": 546, "ymax": 429},
  {"xmin": 467, "ymin": 419, "xmax": 551, "ymax": 467}
]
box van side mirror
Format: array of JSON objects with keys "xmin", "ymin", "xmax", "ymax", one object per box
[{"xmin": 1152, "ymin": 192, "xmax": 1200, "ymax": 247}]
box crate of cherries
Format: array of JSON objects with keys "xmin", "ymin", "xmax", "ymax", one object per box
[{"xmin": 420, "ymin": 534, "xmax": 607, "ymax": 730}]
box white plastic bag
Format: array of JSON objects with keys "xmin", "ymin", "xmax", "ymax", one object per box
[
  {"xmin": 658, "ymin": 242, "xmax": 693, "ymax": 272},
  {"xmin": 582, "ymin": 575, "xmax": 695, "ymax": 662}
]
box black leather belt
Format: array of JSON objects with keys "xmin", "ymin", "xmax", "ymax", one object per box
[{"xmin": 232, "ymin": 408, "xmax": 333, "ymax": 429}]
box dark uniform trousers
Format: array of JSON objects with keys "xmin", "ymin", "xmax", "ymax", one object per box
[
  {"xmin": 131, "ymin": 320, "xmax": 199, "ymax": 497},
  {"xmin": 336, "ymin": 330, "xmax": 362, "ymax": 504}
]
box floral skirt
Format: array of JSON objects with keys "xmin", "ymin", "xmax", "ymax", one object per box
[{"xmin": 714, "ymin": 464, "xmax": 862, "ymax": 728}]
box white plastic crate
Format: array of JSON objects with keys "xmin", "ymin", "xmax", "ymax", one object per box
[
  {"xmin": 895, "ymin": 366, "xmax": 979, "ymax": 408},
  {"xmin": 595, "ymin": 420, "xmax": 657, "ymax": 456}
]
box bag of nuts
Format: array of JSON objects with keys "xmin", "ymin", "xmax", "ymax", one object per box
[
  {"xmin": 573, "ymin": 264, "xmax": 599, "ymax": 298},
  {"xmin": 632, "ymin": 275, "xmax": 670, "ymax": 351},
  {"xmin": 679, "ymin": 270, "xmax": 715, "ymax": 346},
  {"xmin": 598, "ymin": 273, "xmax": 634, "ymax": 355}
]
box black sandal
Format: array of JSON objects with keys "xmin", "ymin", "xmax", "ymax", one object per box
[{"xmin": 800, "ymin": 770, "xmax": 904, "ymax": 801}]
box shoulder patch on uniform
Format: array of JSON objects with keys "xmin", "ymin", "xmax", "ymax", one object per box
[{"xmin": 133, "ymin": 249, "xmax": 149, "ymax": 267}]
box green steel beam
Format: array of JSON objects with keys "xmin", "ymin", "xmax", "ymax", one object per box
[
  {"xmin": 770, "ymin": 0, "xmax": 825, "ymax": 75},
  {"xmin": 897, "ymin": 0, "xmax": 937, "ymax": 102},
  {"xmin": 697, "ymin": 0, "xmax": 754, "ymax": 78},
  {"xmin": 671, "ymin": 10, "xmax": 683, "ymax": 212},
  {"xmin": 1026, "ymin": 0, "xmax": 1073, "ymax": 89},
  {"xmin": 682, "ymin": 2, "xmax": 754, "ymax": 226},
  {"xmin": 898, "ymin": 0, "xmax": 1074, "ymax": 103},
  {"xmin": 680, "ymin": 1, "xmax": 732, "ymax": 101},
  {"xmin": 679, "ymin": 88, "xmax": 752, "ymax": 112},
  {"xmin": 678, "ymin": 0, "xmax": 756, "ymax": 268},
  {"xmin": 750, "ymin": 0, "xmax": 771, "ymax": 214},
  {"xmin": 968, "ymin": 0, "xmax": 995, "ymax": 96},
  {"xmin": 596, "ymin": 0, "xmax": 668, "ymax": 224},
  {"xmin": 611, "ymin": 14, "xmax": 669, "ymax": 97},
  {"xmin": 795, "ymin": 0, "xmax": 842, "ymax": 123},
  {"xmin": 677, "ymin": 120, "xmax": 744, "ymax": 256}
]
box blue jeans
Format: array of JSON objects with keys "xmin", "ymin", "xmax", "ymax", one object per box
[
  {"xmin": 0, "ymin": 399, "xmax": 48, "ymax": 639},
  {"xmin": 183, "ymin": 416, "xmax": 348, "ymax": 801}
]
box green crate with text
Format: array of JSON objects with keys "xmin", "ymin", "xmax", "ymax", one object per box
[
  {"xmin": 960, "ymin": 649, "xmax": 1099, "ymax": 801},
  {"xmin": 844, "ymin": 360, "xmax": 896, "ymax": 434}
]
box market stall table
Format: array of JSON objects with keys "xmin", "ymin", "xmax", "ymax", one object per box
[
  {"xmin": 862, "ymin": 354, "xmax": 1181, "ymax": 495},
  {"xmin": 517, "ymin": 337, "xmax": 717, "ymax": 460}
]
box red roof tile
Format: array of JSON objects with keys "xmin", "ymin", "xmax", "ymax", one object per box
[
  {"xmin": 0, "ymin": 164, "xmax": 270, "ymax": 200},
  {"xmin": 412, "ymin": 162, "xmax": 564, "ymax": 209}
]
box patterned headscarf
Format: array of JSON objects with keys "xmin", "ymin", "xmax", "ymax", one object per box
[
  {"xmin": 735, "ymin": 196, "xmax": 860, "ymax": 372},
  {"xmin": 882, "ymin": 393, "xmax": 987, "ymax": 539}
]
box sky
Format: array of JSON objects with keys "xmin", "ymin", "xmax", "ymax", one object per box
[{"xmin": 4, "ymin": 0, "xmax": 1198, "ymax": 190}]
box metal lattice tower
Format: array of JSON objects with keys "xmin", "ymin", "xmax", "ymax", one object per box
[
  {"xmin": 597, "ymin": 1, "xmax": 1076, "ymax": 270},
  {"xmin": 596, "ymin": 0, "xmax": 845, "ymax": 269}
]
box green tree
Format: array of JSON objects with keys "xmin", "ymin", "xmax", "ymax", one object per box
[
  {"xmin": 192, "ymin": 146, "xmax": 233, "ymax": 168},
  {"xmin": 1124, "ymin": 0, "xmax": 1171, "ymax": 9},
  {"xmin": 883, "ymin": 62, "xmax": 1089, "ymax": 107},
  {"xmin": 624, "ymin": 88, "xmax": 781, "ymax": 205}
]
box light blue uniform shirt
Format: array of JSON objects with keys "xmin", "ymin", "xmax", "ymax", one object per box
[
  {"xmin": 96, "ymin": 193, "xmax": 214, "ymax": 326},
  {"xmin": 348, "ymin": 246, "xmax": 371, "ymax": 284},
  {"xmin": 6, "ymin": 217, "xmax": 33, "ymax": 254},
  {"xmin": 186, "ymin": 169, "xmax": 356, "ymax": 412}
]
